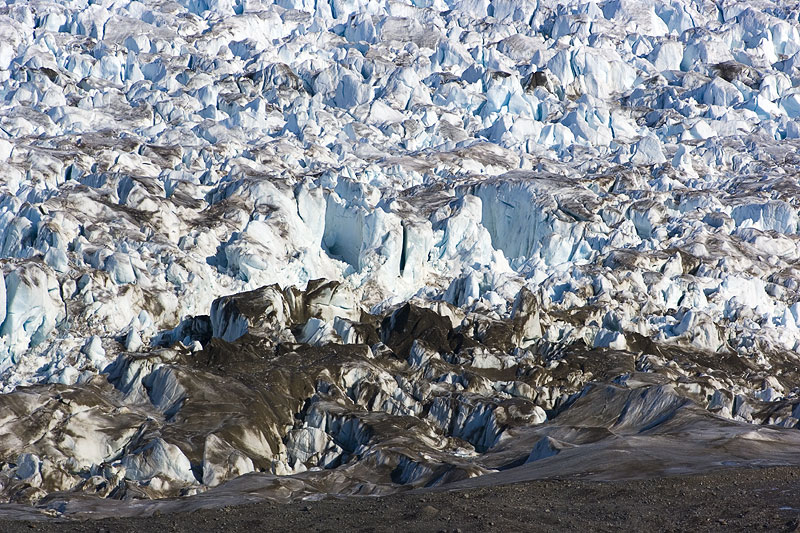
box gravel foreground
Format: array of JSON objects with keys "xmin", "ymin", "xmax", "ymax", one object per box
[{"xmin": 3, "ymin": 466, "xmax": 799, "ymax": 533}]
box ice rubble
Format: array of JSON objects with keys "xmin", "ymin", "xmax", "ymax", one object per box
[{"xmin": 0, "ymin": 0, "xmax": 799, "ymax": 507}]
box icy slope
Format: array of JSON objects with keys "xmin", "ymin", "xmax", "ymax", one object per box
[
  {"xmin": 0, "ymin": 0, "xmax": 799, "ymax": 510},
  {"xmin": 1, "ymin": 283, "xmax": 799, "ymax": 510}
]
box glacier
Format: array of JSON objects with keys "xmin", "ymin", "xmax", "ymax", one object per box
[{"xmin": 0, "ymin": 0, "xmax": 798, "ymax": 516}]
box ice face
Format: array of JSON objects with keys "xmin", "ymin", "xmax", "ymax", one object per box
[
  {"xmin": 0, "ymin": 265, "xmax": 63, "ymax": 366},
  {"xmin": 120, "ymin": 438, "xmax": 196, "ymax": 484},
  {"xmin": 0, "ymin": 272, "xmax": 6, "ymax": 333}
]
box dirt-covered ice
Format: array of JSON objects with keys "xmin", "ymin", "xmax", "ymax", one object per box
[{"xmin": 0, "ymin": 0, "xmax": 800, "ymax": 518}]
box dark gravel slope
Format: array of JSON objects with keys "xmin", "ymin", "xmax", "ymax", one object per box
[{"xmin": 3, "ymin": 466, "xmax": 799, "ymax": 533}]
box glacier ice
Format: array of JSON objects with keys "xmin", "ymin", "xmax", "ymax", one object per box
[{"xmin": 0, "ymin": 0, "xmax": 798, "ymax": 512}]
